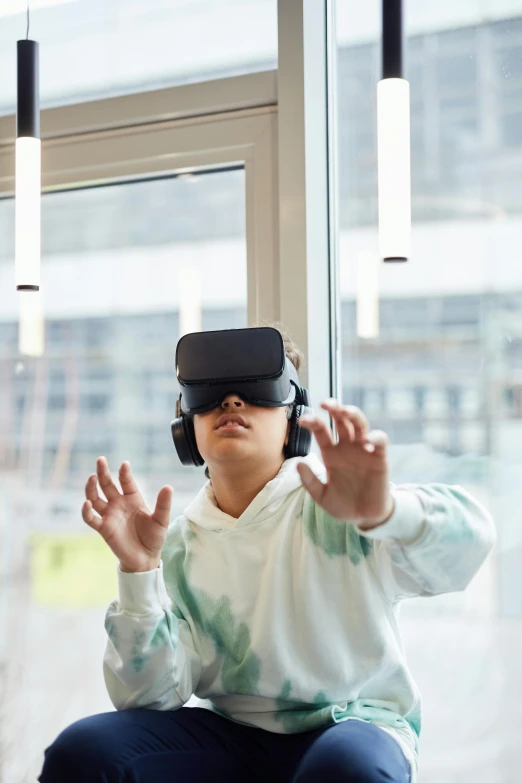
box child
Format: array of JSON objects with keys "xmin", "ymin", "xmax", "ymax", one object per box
[{"xmin": 38, "ymin": 325, "xmax": 496, "ymax": 783}]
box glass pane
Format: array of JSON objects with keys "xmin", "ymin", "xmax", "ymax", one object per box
[
  {"xmin": 336, "ymin": 3, "xmax": 520, "ymax": 780},
  {"xmin": 0, "ymin": 168, "xmax": 246, "ymax": 781},
  {"xmin": 0, "ymin": 0, "xmax": 277, "ymax": 113}
]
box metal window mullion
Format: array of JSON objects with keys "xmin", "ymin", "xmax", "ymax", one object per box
[
  {"xmin": 325, "ymin": 0, "xmax": 342, "ymax": 405},
  {"xmin": 246, "ymin": 113, "xmax": 279, "ymax": 327},
  {"xmin": 276, "ymin": 0, "xmax": 337, "ymax": 420}
]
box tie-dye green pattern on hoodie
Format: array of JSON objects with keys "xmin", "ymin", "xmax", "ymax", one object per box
[{"xmin": 103, "ymin": 453, "xmax": 496, "ymax": 782}]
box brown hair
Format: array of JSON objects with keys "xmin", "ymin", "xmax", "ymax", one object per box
[{"xmin": 203, "ymin": 321, "xmax": 304, "ymax": 480}]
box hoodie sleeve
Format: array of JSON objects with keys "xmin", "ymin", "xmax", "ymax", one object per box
[
  {"xmin": 355, "ymin": 483, "xmax": 497, "ymax": 604},
  {"xmin": 103, "ymin": 559, "xmax": 202, "ymax": 711}
]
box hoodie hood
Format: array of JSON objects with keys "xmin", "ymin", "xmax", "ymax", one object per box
[{"xmin": 182, "ymin": 452, "xmax": 326, "ymax": 533}]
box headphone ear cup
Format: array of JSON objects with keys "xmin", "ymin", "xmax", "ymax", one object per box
[
  {"xmin": 171, "ymin": 416, "xmax": 205, "ymax": 467},
  {"xmin": 286, "ymin": 403, "xmax": 313, "ymax": 458}
]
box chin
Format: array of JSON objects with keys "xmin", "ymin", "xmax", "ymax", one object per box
[{"xmin": 211, "ymin": 443, "xmax": 261, "ymax": 463}]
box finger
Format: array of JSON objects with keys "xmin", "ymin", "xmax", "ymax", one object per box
[
  {"xmin": 82, "ymin": 499, "xmax": 103, "ymax": 533},
  {"xmin": 96, "ymin": 457, "xmax": 121, "ymax": 502},
  {"xmin": 320, "ymin": 398, "xmax": 355, "ymax": 442},
  {"xmin": 297, "ymin": 414, "xmax": 335, "ymax": 450},
  {"xmin": 296, "ymin": 462, "xmax": 327, "ymax": 505},
  {"xmin": 85, "ymin": 474, "xmax": 108, "ymax": 516},
  {"xmin": 363, "ymin": 429, "xmax": 389, "ymax": 455},
  {"xmin": 119, "ymin": 461, "xmax": 140, "ymax": 496},
  {"xmin": 330, "ymin": 410, "xmax": 355, "ymax": 443},
  {"xmin": 321, "ymin": 400, "xmax": 369, "ymax": 442},
  {"xmin": 343, "ymin": 405, "xmax": 370, "ymax": 440},
  {"xmin": 152, "ymin": 486, "xmax": 173, "ymax": 529}
]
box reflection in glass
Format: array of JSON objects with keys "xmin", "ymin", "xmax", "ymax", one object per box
[
  {"xmin": 337, "ymin": 3, "xmax": 522, "ymax": 780},
  {"xmin": 0, "ymin": 169, "xmax": 247, "ymax": 780}
]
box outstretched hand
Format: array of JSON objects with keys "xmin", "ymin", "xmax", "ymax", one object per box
[
  {"xmin": 296, "ymin": 398, "xmax": 394, "ymax": 529},
  {"xmin": 82, "ymin": 457, "xmax": 173, "ymax": 572}
]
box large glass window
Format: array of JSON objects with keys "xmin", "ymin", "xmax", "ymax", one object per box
[
  {"xmin": 336, "ymin": 2, "xmax": 520, "ymax": 779},
  {"xmin": 0, "ymin": 0, "xmax": 277, "ymax": 112},
  {"xmin": 0, "ymin": 169, "xmax": 247, "ymax": 780}
]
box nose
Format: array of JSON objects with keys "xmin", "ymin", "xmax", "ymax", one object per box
[{"xmin": 220, "ymin": 393, "xmax": 245, "ymax": 408}]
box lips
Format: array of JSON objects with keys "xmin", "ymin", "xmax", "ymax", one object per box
[{"xmin": 215, "ymin": 413, "xmax": 247, "ymax": 429}]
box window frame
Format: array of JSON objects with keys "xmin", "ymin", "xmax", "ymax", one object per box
[
  {"xmin": 0, "ymin": 72, "xmax": 282, "ymax": 334},
  {"xmin": 0, "ymin": 0, "xmax": 338, "ymax": 409}
]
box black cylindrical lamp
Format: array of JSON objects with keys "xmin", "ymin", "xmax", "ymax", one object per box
[
  {"xmin": 377, "ymin": 0, "xmax": 411, "ymax": 262},
  {"xmin": 16, "ymin": 38, "xmax": 43, "ymax": 357},
  {"xmin": 16, "ymin": 39, "xmax": 41, "ymax": 291}
]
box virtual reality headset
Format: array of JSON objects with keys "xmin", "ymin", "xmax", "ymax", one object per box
[
  {"xmin": 175, "ymin": 326, "xmax": 308, "ymax": 415},
  {"xmin": 171, "ymin": 326, "xmax": 313, "ymax": 466}
]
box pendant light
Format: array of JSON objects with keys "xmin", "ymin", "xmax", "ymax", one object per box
[
  {"xmin": 178, "ymin": 266, "xmax": 202, "ymax": 337},
  {"xmin": 16, "ymin": 2, "xmax": 44, "ymax": 356},
  {"xmin": 377, "ymin": 0, "xmax": 411, "ymax": 262},
  {"xmin": 19, "ymin": 285, "xmax": 44, "ymax": 356},
  {"xmin": 356, "ymin": 250, "xmax": 379, "ymax": 339}
]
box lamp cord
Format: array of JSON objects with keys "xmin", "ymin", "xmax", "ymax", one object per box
[{"xmin": 26, "ymin": 1, "xmax": 30, "ymax": 39}]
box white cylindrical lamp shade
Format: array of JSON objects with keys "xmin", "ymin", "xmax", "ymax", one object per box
[
  {"xmin": 15, "ymin": 136, "xmax": 41, "ymax": 289},
  {"xmin": 178, "ymin": 267, "xmax": 202, "ymax": 337},
  {"xmin": 356, "ymin": 250, "xmax": 379, "ymax": 339},
  {"xmin": 19, "ymin": 288, "xmax": 45, "ymax": 356},
  {"xmin": 377, "ymin": 77, "xmax": 411, "ymax": 261}
]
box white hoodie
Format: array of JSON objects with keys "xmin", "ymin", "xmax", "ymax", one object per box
[{"xmin": 103, "ymin": 453, "xmax": 496, "ymax": 782}]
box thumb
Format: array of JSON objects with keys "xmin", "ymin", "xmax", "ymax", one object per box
[
  {"xmin": 297, "ymin": 463, "xmax": 326, "ymax": 505},
  {"xmin": 152, "ymin": 485, "xmax": 173, "ymax": 528}
]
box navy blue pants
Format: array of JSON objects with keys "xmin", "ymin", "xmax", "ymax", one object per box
[{"xmin": 38, "ymin": 706, "xmax": 411, "ymax": 783}]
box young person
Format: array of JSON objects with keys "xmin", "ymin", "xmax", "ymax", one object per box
[{"xmin": 38, "ymin": 324, "xmax": 496, "ymax": 783}]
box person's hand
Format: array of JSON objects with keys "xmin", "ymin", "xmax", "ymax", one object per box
[
  {"xmin": 82, "ymin": 457, "xmax": 173, "ymax": 572},
  {"xmin": 296, "ymin": 398, "xmax": 394, "ymax": 529}
]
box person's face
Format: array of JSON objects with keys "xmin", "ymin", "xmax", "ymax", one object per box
[{"xmin": 193, "ymin": 392, "xmax": 291, "ymax": 474}]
